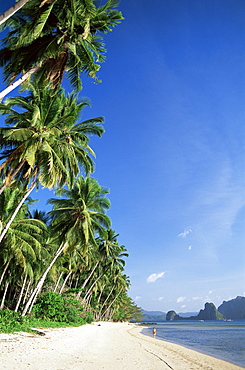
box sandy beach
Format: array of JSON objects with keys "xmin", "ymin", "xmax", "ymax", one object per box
[{"xmin": 0, "ymin": 322, "xmax": 243, "ymax": 370}]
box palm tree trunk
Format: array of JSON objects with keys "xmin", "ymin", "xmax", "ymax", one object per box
[
  {"xmin": 0, "ymin": 281, "xmax": 9, "ymax": 309},
  {"xmin": 15, "ymin": 274, "xmax": 27, "ymax": 312},
  {"xmin": 76, "ymin": 261, "xmax": 99, "ymax": 299},
  {"xmin": 21, "ymin": 243, "xmax": 65, "ymax": 317},
  {"xmin": 0, "ymin": 257, "xmax": 12, "ymax": 287},
  {"xmin": 0, "ymin": 0, "xmax": 30, "ymax": 25},
  {"xmin": 101, "ymin": 288, "xmax": 123, "ymax": 319},
  {"xmin": 59, "ymin": 271, "xmax": 72, "ymax": 294},
  {"xmin": 53, "ymin": 271, "xmax": 64, "ymax": 293},
  {"xmin": 97, "ymin": 284, "xmax": 106, "ymax": 304},
  {"xmin": 99, "ymin": 284, "xmax": 115, "ymax": 316},
  {"xmin": 0, "ymin": 66, "xmax": 38, "ymax": 102},
  {"xmin": 22, "ymin": 279, "xmax": 32, "ymax": 304},
  {"xmin": 74, "ymin": 276, "xmax": 79, "ymax": 289},
  {"xmin": 86, "ymin": 292, "xmax": 92, "ymax": 306},
  {"xmin": 0, "ymin": 182, "xmax": 36, "ymax": 244},
  {"xmin": 83, "ymin": 270, "xmax": 105, "ymax": 301},
  {"xmin": 108, "ymin": 308, "xmax": 115, "ymax": 321}
]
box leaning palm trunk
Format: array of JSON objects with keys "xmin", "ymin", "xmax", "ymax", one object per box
[
  {"xmin": 83, "ymin": 263, "xmax": 111, "ymax": 301},
  {"xmin": 22, "ymin": 279, "xmax": 32, "ymax": 304},
  {"xmin": 15, "ymin": 274, "xmax": 27, "ymax": 312},
  {"xmin": 76, "ymin": 261, "xmax": 99, "ymax": 299},
  {"xmin": 53, "ymin": 271, "xmax": 64, "ymax": 293},
  {"xmin": 101, "ymin": 288, "xmax": 123, "ymax": 320},
  {"xmin": 0, "ymin": 281, "xmax": 9, "ymax": 309},
  {"xmin": 0, "ymin": 0, "xmax": 30, "ymax": 25},
  {"xmin": 0, "ymin": 181, "xmax": 36, "ymax": 244},
  {"xmin": 97, "ymin": 284, "xmax": 106, "ymax": 304},
  {"xmin": 0, "ymin": 66, "xmax": 38, "ymax": 102},
  {"xmin": 59, "ymin": 270, "xmax": 72, "ymax": 294},
  {"xmin": 99, "ymin": 284, "xmax": 115, "ymax": 317},
  {"xmin": 21, "ymin": 243, "xmax": 66, "ymax": 317},
  {"xmin": 0, "ymin": 257, "xmax": 12, "ymax": 287},
  {"xmin": 83, "ymin": 270, "xmax": 105, "ymax": 302}
]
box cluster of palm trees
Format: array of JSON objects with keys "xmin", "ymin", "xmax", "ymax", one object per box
[{"xmin": 0, "ymin": 0, "xmax": 141, "ymax": 322}]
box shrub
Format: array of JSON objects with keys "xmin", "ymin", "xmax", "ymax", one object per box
[
  {"xmin": 33, "ymin": 292, "xmax": 86, "ymax": 324},
  {"xmin": 0, "ymin": 310, "xmax": 23, "ymax": 332}
]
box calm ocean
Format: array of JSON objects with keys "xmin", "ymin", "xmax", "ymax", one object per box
[{"xmin": 141, "ymin": 320, "xmax": 245, "ymax": 368}]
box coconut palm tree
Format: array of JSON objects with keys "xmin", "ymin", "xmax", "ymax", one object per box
[
  {"xmin": 21, "ymin": 175, "xmax": 111, "ymax": 316},
  {"xmin": 0, "ymin": 0, "xmax": 123, "ymax": 100},
  {"xmin": 0, "ymin": 185, "xmax": 47, "ymax": 309},
  {"xmin": 101, "ymin": 273, "xmax": 130, "ymax": 320},
  {"xmin": 48, "ymin": 175, "xmax": 111, "ymax": 253},
  {"xmin": 0, "ymin": 83, "xmax": 104, "ymax": 190},
  {"xmin": 0, "ymin": 83, "xmax": 104, "ymax": 242}
]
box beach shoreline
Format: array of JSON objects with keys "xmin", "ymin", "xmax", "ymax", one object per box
[{"xmin": 0, "ymin": 322, "xmax": 243, "ymax": 369}]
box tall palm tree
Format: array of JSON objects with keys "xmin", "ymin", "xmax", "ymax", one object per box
[
  {"xmin": 0, "ymin": 83, "xmax": 104, "ymax": 190},
  {"xmin": 0, "ymin": 185, "xmax": 47, "ymax": 308},
  {"xmin": 0, "ymin": 84, "xmax": 104, "ymax": 241},
  {"xmin": 101, "ymin": 273, "xmax": 130, "ymax": 320},
  {"xmin": 48, "ymin": 175, "xmax": 111, "ymax": 253},
  {"xmin": 0, "ymin": 0, "xmax": 123, "ymax": 100},
  {"xmin": 82, "ymin": 237, "xmax": 128, "ymax": 302},
  {"xmin": 21, "ymin": 175, "xmax": 111, "ymax": 316}
]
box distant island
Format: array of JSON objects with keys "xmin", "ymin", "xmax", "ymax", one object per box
[
  {"xmin": 140, "ymin": 296, "xmax": 245, "ymax": 322},
  {"xmin": 166, "ymin": 302, "xmax": 225, "ymax": 321},
  {"xmin": 218, "ymin": 296, "xmax": 245, "ymax": 320}
]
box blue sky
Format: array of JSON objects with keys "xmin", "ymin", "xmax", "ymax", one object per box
[{"xmin": 0, "ymin": 0, "xmax": 244, "ymax": 313}]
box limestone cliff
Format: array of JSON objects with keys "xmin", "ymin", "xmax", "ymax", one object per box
[
  {"xmin": 218, "ymin": 296, "xmax": 245, "ymax": 320},
  {"xmin": 166, "ymin": 302, "xmax": 225, "ymax": 321}
]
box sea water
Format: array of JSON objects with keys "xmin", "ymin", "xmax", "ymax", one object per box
[{"xmin": 141, "ymin": 320, "xmax": 245, "ymax": 368}]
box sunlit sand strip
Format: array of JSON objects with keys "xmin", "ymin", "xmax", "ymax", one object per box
[{"xmin": 0, "ymin": 322, "xmax": 243, "ymax": 369}]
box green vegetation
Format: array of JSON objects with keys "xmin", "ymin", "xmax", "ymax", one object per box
[{"xmin": 0, "ymin": 0, "xmax": 141, "ymax": 333}]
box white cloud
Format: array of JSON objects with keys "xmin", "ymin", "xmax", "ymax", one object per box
[
  {"xmin": 208, "ymin": 290, "xmax": 213, "ymax": 294},
  {"xmin": 135, "ymin": 296, "xmax": 141, "ymax": 301},
  {"xmin": 178, "ymin": 229, "xmax": 192, "ymax": 238},
  {"xmin": 158, "ymin": 296, "xmax": 164, "ymax": 301},
  {"xmin": 181, "ymin": 305, "xmax": 186, "ymax": 308},
  {"xmin": 177, "ymin": 296, "xmax": 186, "ymax": 303},
  {"xmin": 192, "ymin": 296, "xmax": 202, "ymax": 300},
  {"xmin": 146, "ymin": 272, "xmax": 165, "ymax": 283},
  {"xmin": 188, "ymin": 245, "xmax": 193, "ymax": 250}
]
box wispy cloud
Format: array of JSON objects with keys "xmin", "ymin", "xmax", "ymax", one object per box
[
  {"xmin": 178, "ymin": 229, "xmax": 192, "ymax": 238},
  {"xmin": 158, "ymin": 296, "xmax": 164, "ymax": 301},
  {"xmin": 192, "ymin": 296, "xmax": 202, "ymax": 300},
  {"xmin": 177, "ymin": 296, "xmax": 186, "ymax": 303},
  {"xmin": 135, "ymin": 296, "xmax": 141, "ymax": 301},
  {"xmin": 188, "ymin": 245, "xmax": 193, "ymax": 250},
  {"xmin": 146, "ymin": 272, "xmax": 165, "ymax": 283}
]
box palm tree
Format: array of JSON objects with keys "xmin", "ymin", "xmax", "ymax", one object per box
[
  {"xmin": 101, "ymin": 274, "xmax": 130, "ymax": 320},
  {"xmin": 0, "ymin": 83, "xmax": 104, "ymax": 189},
  {"xmin": 21, "ymin": 175, "xmax": 111, "ymax": 316},
  {"xmin": 0, "ymin": 84, "xmax": 104, "ymax": 241},
  {"xmin": 0, "ymin": 185, "xmax": 47, "ymax": 309},
  {"xmin": 48, "ymin": 175, "xmax": 111, "ymax": 253},
  {"xmin": 82, "ymin": 236, "xmax": 128, "ymax": 303},
  {"xmin": 0, "ymin": 0, "xmax": 123, "ymax": 100}
]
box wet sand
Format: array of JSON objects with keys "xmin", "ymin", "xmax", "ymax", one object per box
[{"xmin": 0, "ymin": 322, "xmax": 243, "ymax": 369}]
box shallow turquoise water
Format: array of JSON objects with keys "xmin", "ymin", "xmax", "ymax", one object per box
[{"xmin": 142, "ymin": 320, "xmax": 245, "ymax": 368}]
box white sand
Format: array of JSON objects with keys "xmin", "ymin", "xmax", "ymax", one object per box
[{"xmin": 0, "ymin": 322, "xmax": 243, "ymax": 369}]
